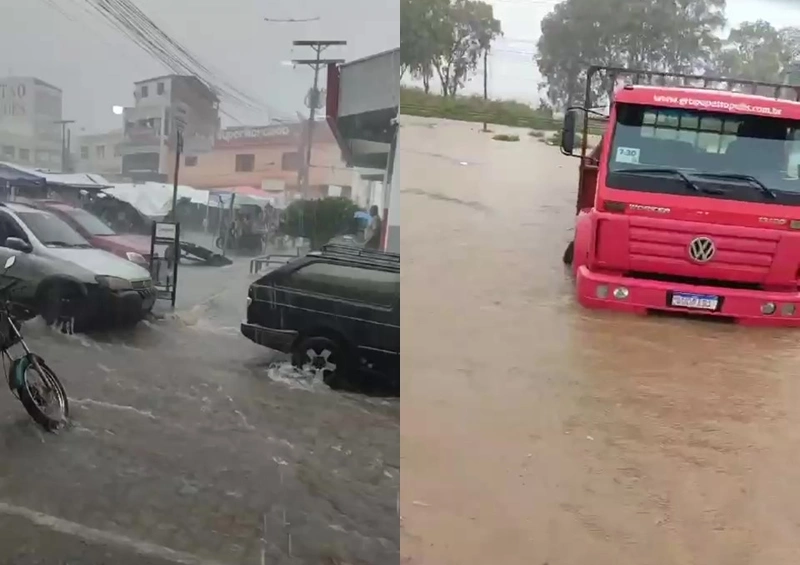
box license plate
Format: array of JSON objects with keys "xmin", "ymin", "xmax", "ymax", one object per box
[{"xmin": 670, "ymin": 292, "xmax": 719, "ymax": 311}]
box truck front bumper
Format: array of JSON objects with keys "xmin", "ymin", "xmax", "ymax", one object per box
[{"xmin": 576, "ymin": 265, "xmax": 800, "ymax": 327}]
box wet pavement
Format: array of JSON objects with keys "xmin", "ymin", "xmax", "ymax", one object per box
[
  {"xmin": 0, "ymin": 254, "xmax": 399, "ymax": 564},
  {"xmin": 400, "ymin": 116, "xmax": 800, "ymax": 565}
]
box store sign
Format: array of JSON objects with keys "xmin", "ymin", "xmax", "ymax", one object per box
[
  {"xmin": 0, "ymin": 79, "xmax": 31, "ymax": 135},
  {"xmin": 215, "ymin": 124, "xmax": 296, "ymax": 147}
]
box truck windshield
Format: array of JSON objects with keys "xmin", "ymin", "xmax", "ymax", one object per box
[{"xmin": 607, "ymin": 102, "xmax": 800, "ymax": 204}]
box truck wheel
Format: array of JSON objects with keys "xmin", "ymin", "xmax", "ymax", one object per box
[{"xmin": 562, "ymin": 240, "xmax": 575, "ymax": 265}]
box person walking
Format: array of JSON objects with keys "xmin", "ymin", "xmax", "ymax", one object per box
[{"xmin": 364, "ymin": 205, "xmax": 383, "ymax": 250}]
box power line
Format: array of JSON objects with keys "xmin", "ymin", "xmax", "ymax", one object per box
[{"xmin": 264, "ymin": 17, "xmax": 320, "ymax": 23}]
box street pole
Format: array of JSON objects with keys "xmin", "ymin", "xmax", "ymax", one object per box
[
  {"xmin": 482, "ymin": 50, "xmax": 489, "ymax": 132},
  {"xmin": 291, "ymin": 40, "xmax": 346, "ymax": 199},
  {"xmin": 171, "ymin": 129, "xmax": 184, "ymax": 217},
  {"xmin": 54, "ymin": 119, "xmax": 75, "ymax": 172}
]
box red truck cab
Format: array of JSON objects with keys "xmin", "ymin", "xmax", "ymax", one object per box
[{"xmin": 562, "ymin": 66, "xmax": 800, "ymax": 326}]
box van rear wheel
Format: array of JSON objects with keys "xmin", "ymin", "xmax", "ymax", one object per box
[{"xmin": 292, "ymin": 336, "xmax": 351, "ymax": 389}]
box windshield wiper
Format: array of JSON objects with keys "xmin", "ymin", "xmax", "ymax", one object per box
[
  {"xmin": 692, "ymin": 172, "xmax": 777, "ymax": 199},
  {"xmin": 614, "ymin": 167, "xmax": 702, "ymax": 193}
]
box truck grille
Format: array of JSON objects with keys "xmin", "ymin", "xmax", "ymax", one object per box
[{"xmin": 625, "ymin": 221, "xmax": 780, "ymax": 283}]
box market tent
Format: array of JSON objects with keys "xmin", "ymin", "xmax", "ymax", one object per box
[
  {"xmin": 0, "ymin": 163, "xmax": 46, "ymax": 189},
  {"xmin": 103, "ymin": 182, "xmax": 209, "ymax": 218},
  {"xmin": 207, "ymin": 185, "xmax": 281, "ymax": 208},
  {"xmin": 0, "ymin": 162, "xmax": 110, "ymax": 189}
]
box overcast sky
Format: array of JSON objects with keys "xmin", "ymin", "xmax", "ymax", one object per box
[
  {"xmin": 456, "ymin": 0, "xmax": 800, "ymax": 103},
  {"xmin": 0, "ymin": 0, "xmax": 398, "ymax": 134}
]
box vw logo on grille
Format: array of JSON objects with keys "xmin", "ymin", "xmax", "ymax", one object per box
[{"xmin": 688, "ymin": 236, "xmax": 716, "ymax": 263}]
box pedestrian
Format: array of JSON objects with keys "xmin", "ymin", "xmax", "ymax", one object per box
[{"xmin": 364, "ymin": 205, "xmax": 382, "ymax": 250}]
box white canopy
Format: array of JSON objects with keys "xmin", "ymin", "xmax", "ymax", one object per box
[
  {"xmin": 102, "ymin": 182, "xmax": 209, "ymax": 218},
  {"xmin": 0, "ymin": 161, "xmax": 110, "ymax": 188}
]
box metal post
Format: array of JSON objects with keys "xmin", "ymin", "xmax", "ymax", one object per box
[
  {"xmin": 290, "ymin": 40, "xmax": 346, "ymax": 198},
  {"xmin": 54, "ymin": 119, "xmax": 75, "ymax": 173},
  {"xmin": 482, "ymin": 49, "xmax": 488, "ymax": 132},
  {"xmin": 171, "ymin": 222, "xmax": 180, "ymax": 308},
  {"xmin": 171, "ymin": 129, "xmax": 183, "ymax": 217}
]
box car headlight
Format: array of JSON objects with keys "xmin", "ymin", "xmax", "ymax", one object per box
[
  {"xmin": 125, "ymin": 251, "xmax": 147, "ymax": 265},
  {"xmin": 95, "ymin": 275, "xmax": 133, "ymax": 290}
]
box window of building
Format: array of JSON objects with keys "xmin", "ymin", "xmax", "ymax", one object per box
[
  {"xmin": 114, "ymin": 144, "xmax": 121, "ymax": 157},
  {"xmin": 141, "ymin": 85, "xmax": 149, "ymax": 98},
  {"xmin": 2, "ymin": 146, "xmax": 14, "ymax": 159},
  {"xmin": 96, "ymin": 145, "xmax": 105, "ymax": 159},
  {"xmin": 157, "ymin": 82, "xmax": 165, "ymax": 95},
  {"xmin": 285, "ymin": 262, "xmax": 398, "ymax": 307},
  {"xmin": 185, "ymin": 155, "xmax": 198, "ymax": 167},
  {"xmin": 18, "ymin": 149, "xmax": 30, "ymax": 162},
  {"xmin": 81, "ymin": 146, "xmax": 89, "ymax": 159},
  {"xmin": 235, "ymin": 154, "xmax": 255, "ymax": 172},
  {"xmin": 281, "ymin": 151, "xmax": 300, "ymax": 171}
]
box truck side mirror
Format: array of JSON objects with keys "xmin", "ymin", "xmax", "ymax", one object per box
[{"xmin": 561, "ymin": 110, "xmax": 578, "ymax": 155}]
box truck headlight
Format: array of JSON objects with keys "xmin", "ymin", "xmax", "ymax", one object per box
[
  {"xmin": 126, "ymin": 251, "xmax": 147, "ymax": 265},
  {"xmin": 95, "ymin": 275, "xmax": 133, "ymax": 290}
]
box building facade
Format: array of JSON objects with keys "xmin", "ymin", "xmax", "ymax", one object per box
[
  {"xmin": 120, "ymin": 75, "xmax": 219, "ymax": 182},
  {"xmin": 0, "ymin": 77, "xmax": 63, "ymax": 170},
  {"xmin": 74, "ymin": 129, "xmax": 123, "ymax": 176},
  {"xmin": 175, "ymin": 121, "xmax": 354, "ymax": 198},
  {"xmin": 326, "ymin": 48, "xmax": 400, "ymax": 251}
]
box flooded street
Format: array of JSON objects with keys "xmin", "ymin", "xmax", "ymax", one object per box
[
  {"xmin": 0, "ymin": 255, "xmax": 399, "ymax": 564},
  {"xmin": 400, "ymin": 115, "xmax": 800, "ymax": 565}
]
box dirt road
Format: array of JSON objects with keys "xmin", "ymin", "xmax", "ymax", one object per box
[{"xmin": 400, "ymin": 116, "xmax": 800, "ymax": 565}]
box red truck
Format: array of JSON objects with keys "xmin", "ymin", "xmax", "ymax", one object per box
[{"xmin": 561, "ymin": 66, "xmax": 800, "ymax": 326}]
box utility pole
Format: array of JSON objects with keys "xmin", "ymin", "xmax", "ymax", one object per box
[
  {"xmin": 54, "ymin": 119, "xmax": 75, "ymax": 172},
  {"xmin": 482, "ymin": 49, "xmax": 489, "ymax": 132},
  {"xmin": 291, "ymin": 40, "xmax": 346, "ymax": 198}
]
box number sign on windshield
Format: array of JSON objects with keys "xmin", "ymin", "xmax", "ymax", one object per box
[{"xmin": 615, "ymin": 146, "xmax": 641, "ymax": 164}]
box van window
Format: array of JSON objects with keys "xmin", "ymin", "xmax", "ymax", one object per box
[{"xmin": 287, "ymin": 262, "xmax": 398, "ymax": 306}]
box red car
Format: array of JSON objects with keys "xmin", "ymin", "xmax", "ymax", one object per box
[{"xmin": 34, "ymin": 201, "xmax": 152, "ymax": 267}]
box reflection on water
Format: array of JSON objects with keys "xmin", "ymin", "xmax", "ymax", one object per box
[{"xmin": 401, "ymin": 116, "xmax": 800, "ymax": 565}]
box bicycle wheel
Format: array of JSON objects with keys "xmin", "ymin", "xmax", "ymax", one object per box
[{"xmin": 15, "ymin": 355, "xmax": 69, "ymax": 432}]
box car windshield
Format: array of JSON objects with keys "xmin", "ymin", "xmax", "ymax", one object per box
[
  {"xmin": 607, "ymin": 102, "xmax": 800, "ymax": 204},
  {"xmin": 16, "ymin": 210, "xmax": 91, "ymax": 247},
  {"xmin": 65, "ymin": 207, "xmax": 116, "ymax": 236}
]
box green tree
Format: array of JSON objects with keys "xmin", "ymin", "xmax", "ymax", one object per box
[
  {"xmin": 432, "ymin": 0, "xmax": 502, "ymax": 96},
  {"xmin": 536, "ymin": 0, "xmax": 725, "ymax": 109},
  {"xmin": 716, "ymin": 20, "xmax": 789, "ymax": 82},
  {"xmin": 281, "ymin": 197, "xmax": 361, "ymax": 250},
  {"xmin": 401, "ymin": 0, "xmax": 451, "ymax": 92}
]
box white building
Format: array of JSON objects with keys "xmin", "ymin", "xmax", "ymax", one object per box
[
  {"xmin": 120, "ymin": 75, "xmax": 220, "ymax": 182},
  {"xmin": 0, "ymin": 77, "xmax": 63, "ymax": 170},
  {"xmin": 74, "ymin": 129, "xmax": 123, "ymax": 176}
]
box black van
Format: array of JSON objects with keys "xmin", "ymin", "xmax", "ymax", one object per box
[{"xmin": 241, "ymin": 245, "xmax": 400, "ymax": 390}]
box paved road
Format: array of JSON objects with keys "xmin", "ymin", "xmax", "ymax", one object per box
[{"xmin": 0, "ymin": 257, "xmax": 399, "ymax": 564}]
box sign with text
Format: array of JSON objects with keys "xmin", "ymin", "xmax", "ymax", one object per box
[{"xmin": 215, "ymin": 124, "xmax": 298, "ymax": 148}]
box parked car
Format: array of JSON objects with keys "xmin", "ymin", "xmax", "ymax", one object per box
[
  {"xmin": 31, "ymin": 200, "xmax": 151, "ymax": 266},
  {"xmin": 0, "ymin": 201, "xmax": 156, "ymax": 330},
  {"xmin": 241, "ymin": 244, "xmax": 399, "ymax": 391}
]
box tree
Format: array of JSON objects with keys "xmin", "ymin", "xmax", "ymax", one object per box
[
  {"xmin": 281, "ymin": 197, "xmax": 361, "ymax": 250},
  {"xmin": 715, "ymin": 20, "xmax": 790, "ymax": 82},
  {"xmin": 401, "ymin": 0, "xmax": 451, "ymax": 93},
  {"xmin": 432, "ymin": 0, "xmax": 502, "ymax": 96},
  {"xmin": 536, "ymin": 0, "xmax": 726, "ymax": 109}
]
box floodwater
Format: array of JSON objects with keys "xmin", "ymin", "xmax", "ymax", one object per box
[{"xmin": 400, "ymin": 116, "xmax": 800, "ymax": 565}]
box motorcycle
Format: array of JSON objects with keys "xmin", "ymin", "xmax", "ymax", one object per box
[{"xmin": 0, "ymin": 256, "xmax": 69, "ymax": 431}]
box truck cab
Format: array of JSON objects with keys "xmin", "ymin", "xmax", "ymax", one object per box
[{"xmin": 561, "ymin": 66, "xmax": 800, "ymax": 325}]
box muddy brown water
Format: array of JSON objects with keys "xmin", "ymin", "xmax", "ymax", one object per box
[{"xmin": 400, "ymin": 116, "xmax": 800, "ymax": 565}]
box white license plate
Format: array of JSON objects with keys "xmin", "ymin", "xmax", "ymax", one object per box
[{"xmin": 670, "ymin": 292, "xmax": 719, "ymax": 311}]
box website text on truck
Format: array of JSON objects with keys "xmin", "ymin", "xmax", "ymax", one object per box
[{"xmin": 560, "ymin": 66, "xmax": 800, "ymax": 326}]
